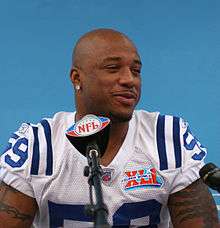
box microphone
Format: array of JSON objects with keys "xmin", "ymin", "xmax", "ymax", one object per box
[
  {"xmin": 66, "ymin": 114, "xmax": 111, "ymax": 227},
  {"xmin": 199, "ymin": 163, "xmax": 220, "ymax": 193},
  {"xmin": 66, "ymin": 114, "xmax": 110, "ymax": 157}
]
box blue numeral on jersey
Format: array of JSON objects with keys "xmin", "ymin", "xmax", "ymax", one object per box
[
  {"xmin": 4, "ymin": 134, "xmax": 28, "ymax": 168},
  {"xmin": 48, "ymin": 200, "xmax": 162, "ymax": 227},
  {"xmin": 48, "ymin": 201, "xmax": 92, "ymax": 228},
  {"xmin": 112, "ymin": 199, "xmax": 161, "ymax": 227},
  {"xmin": 183, "ymin": 127, "xmax": 206, "ymax": 161}
]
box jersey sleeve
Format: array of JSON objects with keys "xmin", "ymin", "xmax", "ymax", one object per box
[
  {"xmin": 169, "ymin": 117, "xmax": 207, "ymax": 194},
  {"xmin": 0, "ymin": 123, "xmax": 35, "ymax": 197}
]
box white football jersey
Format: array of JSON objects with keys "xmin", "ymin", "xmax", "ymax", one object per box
[{"xmin": 0, "ymin": 110, "xmax": 207, "ymax": 228}]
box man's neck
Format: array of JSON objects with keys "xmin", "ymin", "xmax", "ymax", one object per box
[
  {"xmin": 74, "ymin": 111, "xmax": 130, "ymax": 166},
  {"xmin": 100, "ymin": 121, "xmax": 129, "ymax": 166}
]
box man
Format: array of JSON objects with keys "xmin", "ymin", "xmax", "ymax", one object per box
[{"xmin": 0, "ymin": 28, "xmax": 219, "ymax": 227}]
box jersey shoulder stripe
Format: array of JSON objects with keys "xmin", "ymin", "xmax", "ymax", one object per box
[
  {"xmin": 41, "ymin": 119, "xmax": 53, "ymax": 176},
  {"xmin": 173, "ymin": 116, "xmax": 181, "ymax": 168},
  {"xmin": 156, "ymin": 114, "xmax": 182, "ymax": 170},
  {"xmin": 31, "ymin": 126, "xmax": 40, "ymax": 175},
  {"xmin": 30, "ymin": 119, "xmax": 53, "ymax": 176},
  {"xmin": 156, "ymin": 114, "xmax": 168, "ymax": 170}
]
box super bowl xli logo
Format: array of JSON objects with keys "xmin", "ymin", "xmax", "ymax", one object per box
[{"xmin": 122, "ymin": 166, "xmax": 164, "ymax": 191}]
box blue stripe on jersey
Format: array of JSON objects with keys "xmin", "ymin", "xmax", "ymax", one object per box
[
  {"xmin": 156, "ymin": 115, "xmax": 168, "ymax": 170},
  {"xmin": 173, "ymin": 117, "xmax": 182, "ymax": 168},
  {"xmin": 41, "ymin": 119, "xmax": 53, "ymax": 175},
  {"xmin": 31, "ymin": 126, "xmax": 40, "ymax": 175}
]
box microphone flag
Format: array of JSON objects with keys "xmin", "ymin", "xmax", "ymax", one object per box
[{"xmin": 66, "ymin": 114, "xmax": 110, "ymax": 157}]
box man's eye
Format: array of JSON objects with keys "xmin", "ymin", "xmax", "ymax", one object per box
[
  {"xmin": 132, "ymin": 68, "xmax": 141, "ymax": 75},
  {"xmin": 104, "ymin": 65, "xmax": 120, "ymax": 72}
]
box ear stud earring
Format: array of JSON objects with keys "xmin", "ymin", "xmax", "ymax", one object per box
[{"xmin": 75, "ymin": 85, "xmax": 80, "ymax": 90}]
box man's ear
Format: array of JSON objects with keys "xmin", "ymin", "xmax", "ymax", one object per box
[{"xmin": 70, "ymin": 66, "xmax": 81, "ymax": 87}]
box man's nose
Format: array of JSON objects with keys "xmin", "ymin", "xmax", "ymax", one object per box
[{"xmin": 118, "ymin": 68, "xmax": 135, "ymax": 87}]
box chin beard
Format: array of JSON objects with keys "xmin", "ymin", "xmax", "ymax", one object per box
[{"xmin": 109, "ymin": 111, "xmax": 133, "ymax": 123}]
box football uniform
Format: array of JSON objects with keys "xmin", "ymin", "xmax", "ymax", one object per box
[{"xmin": 0, "ymin": 110, "xmax": 207, "ymax": 227}]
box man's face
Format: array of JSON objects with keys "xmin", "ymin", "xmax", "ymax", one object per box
[{"xmin": 77, "ymin": 36, "xmax": 142, "ymax": 122}]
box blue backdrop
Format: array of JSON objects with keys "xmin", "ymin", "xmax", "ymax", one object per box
[{"xmin": 0, "ymin": 0, "xmax": 219, "ymax": 216}]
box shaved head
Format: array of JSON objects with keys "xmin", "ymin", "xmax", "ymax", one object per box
[{"xmin": 72, "ymin": 28, "xmax": 138, "ymax": 69}]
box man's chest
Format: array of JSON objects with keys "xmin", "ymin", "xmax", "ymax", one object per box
[{"xmin": 35, "ymin": 157, "xmax": 169, "ymax": 227}]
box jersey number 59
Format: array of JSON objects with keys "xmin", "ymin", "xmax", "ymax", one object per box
[{"xmin": 48, "ymin": 199, "xmax": 162, "ymax": 227}]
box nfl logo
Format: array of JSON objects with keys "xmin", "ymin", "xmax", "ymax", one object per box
[{"xmin": 101, "ymin": 168, "xmax": 114, "ymax": 185}]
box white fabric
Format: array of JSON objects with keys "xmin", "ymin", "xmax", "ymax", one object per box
[{"xmin": 0, "ymin": 110, "xmax": 206, "ymax": 227}]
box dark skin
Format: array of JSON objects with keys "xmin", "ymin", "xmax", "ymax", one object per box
[
  {"xmin": 0, "ymin": 29, "xmax": 219, "ymax": 227},
  {"xmin": 168, "ymin": 179, "xmax": 219, "ymax": 227},
  {"xmin": 0, "ymin": 181, "xmax": 37, "ymax": 228}
]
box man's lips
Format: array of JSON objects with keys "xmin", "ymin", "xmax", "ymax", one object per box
[{"xmin": 112, "ymin": 91, "xmax": 137, "ymax": 105}]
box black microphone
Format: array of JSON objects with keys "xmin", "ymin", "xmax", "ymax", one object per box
[
  {"xmin": 65, "ymin": 114, "xmax": 110, "ymax": 157},
  {"xmin": 66, "ymin": 114, "xmax": 111, "ymax": 227},
  {"xmin": 199, "ymin": 163, "xmax": 220, "ymax": 193}
]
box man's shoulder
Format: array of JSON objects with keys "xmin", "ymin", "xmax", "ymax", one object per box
[
  {"xmin": 133, "ymin": 110, "xmax": 185, "ymax": 128},
  {"xmin": 134, "ymin": 109, "xmax": 183, "ymax": 119},
  {"xmin": 134, "ymin": 109, "xmax": 159, "ymax": 116},
  {"xmin": 42, "ymin": 111, "xmax": 75, "ymax": 125},
  {"xmin": 0, "ymin": 111, "xmax": 76, "ymax": 176},
  {"xmin": 30, "ymin": 111, "xmax": 76, "ymax": 134},
  {"xmin": 14, "ymin": 111, "xmax": 75, "ymax": 131},
  {"xmin": 133, "ymin": 109, "xmax": 159, "ymax": 121}
]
